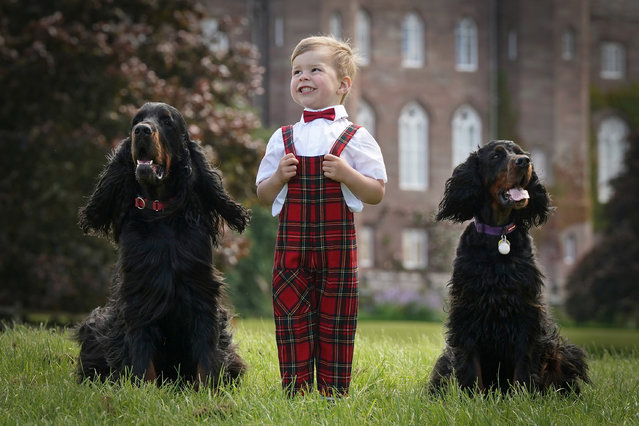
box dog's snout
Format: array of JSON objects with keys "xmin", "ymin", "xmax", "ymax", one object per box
[
  {"xmin": 133, "ymin": 123, "xmax": 153, "ymax": 136},
  {"xmin": 515, "ymin": 156, "xmax": 530, "ymax": 168}
]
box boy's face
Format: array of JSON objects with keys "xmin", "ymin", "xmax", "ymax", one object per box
[{"xmin": 290, "ymin": 46, "xmax": 351, "ymax": 110}]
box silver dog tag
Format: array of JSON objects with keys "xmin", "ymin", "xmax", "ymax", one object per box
[{"xmin": 498, "ymin": 235, "xmax": 511, "ymax": 255}]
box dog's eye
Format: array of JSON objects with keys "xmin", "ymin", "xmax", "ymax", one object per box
[{"xmin": 161, "ymin": 116, "xmax": 173, "ymax": 126}]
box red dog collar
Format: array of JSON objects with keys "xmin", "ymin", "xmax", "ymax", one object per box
[{"xmin": 135, "ymin": 196, "xmax": 169, "ymax": 212}]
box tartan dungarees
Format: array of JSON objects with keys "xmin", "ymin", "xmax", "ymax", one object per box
[{"xmin": 272, "ymin": 124, "xmax": 360, "ymax": 396}]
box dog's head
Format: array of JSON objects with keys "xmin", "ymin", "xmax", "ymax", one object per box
[
  {"xmin": 79, "ymin": 101, "xmax": 249, "ymax": 241},
  {"xmin": 130, "ymin": 102, "xmax": 189, "ymax": 187},
  {"xmin": 436, "ymin": 140, "xmax": 552, "ymax": 228}
]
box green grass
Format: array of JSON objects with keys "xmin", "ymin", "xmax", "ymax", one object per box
[{"xmin": 1, "ymin": 320, "xmax": 639, "ymax": 425}]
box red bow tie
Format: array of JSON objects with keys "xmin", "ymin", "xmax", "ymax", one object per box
[{"xmin": 303, "ymin": 108, "xmax": 336, "ymax": 123}]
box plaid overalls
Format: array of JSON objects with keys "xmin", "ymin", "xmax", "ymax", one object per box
[{"xmin": 272, "ymin": 124, "xmax": 360, "ymax": 396}]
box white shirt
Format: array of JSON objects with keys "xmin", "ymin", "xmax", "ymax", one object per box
[{"xmin": 256, "ymin": 105, "xmax": 388, "ymax": 216}]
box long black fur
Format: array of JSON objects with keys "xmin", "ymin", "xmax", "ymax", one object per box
[
  {"xmin": 429, "ymin": 140, "xmax": 589, "ymax": 395},
  {"xmin": 75, "ymin": 102, "xmax": 249, "ymax": 387}
]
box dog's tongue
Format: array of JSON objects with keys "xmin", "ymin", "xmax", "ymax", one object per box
[{"xmin": 508, "ymin": 187, "xmax": 530, "ymax": 201}]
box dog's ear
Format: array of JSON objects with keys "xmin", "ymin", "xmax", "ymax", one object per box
[
  {"xmin": 436, "ymin": 152, "xmax": 482, "ymax": 222},
  {"xmin": 188, "ymin": 139, "xmax": 250, "ymax": 234},
  {"xmin": 517, "ymin": 169, "xmax": 553, "ymax": 228},
  {"xmin": 78, "ymin": 138, "xmax": 136, "ymax": 241}
]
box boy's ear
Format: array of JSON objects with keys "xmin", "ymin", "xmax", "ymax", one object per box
[{"xmin": 338, "ymin": 76, "xmax": 352, "ymax": 96}]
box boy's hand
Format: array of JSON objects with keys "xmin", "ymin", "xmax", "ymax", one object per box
[
  {"xmin": 275, "ymin": 153, "xmax": 299, "ymax": 184},
  {"xmin": 323, "ymin": 153, "xmax": 385, "ymax": 205},
  {"xmin": 256, "ymin": 153, "xmax": 298, "ymax": 205},
  {"xmin": 322, "ymin": 154, "xmax": 353, "ymax": 183}
]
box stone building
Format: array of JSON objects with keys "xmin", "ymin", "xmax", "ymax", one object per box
[{"xmin": 204, "ymin": 0, "xmax": 638, "ymax": 306}]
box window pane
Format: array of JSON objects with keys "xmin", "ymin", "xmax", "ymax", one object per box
[
  {"xmin": 456, "ymin": 18, "xmax": 477, "ymax": 71},
  {"xmin": 601, "ymin": 42, "xmax": 625, "ymax": 79},
  {"xmin": 402, "ymin": 13, "xmax": 424, "ymax": 67},
  {"xmin": 399, "ymin": 103, "xmax": 428, "ymax": 190},
  {"xmin": 358, "ymin": 226, "xmax": 374, "ymax": 268},
  {"xmin": 597, "ymin": 116, "xmax": 629, "ymax": 202},
  {"xmin": 452, "ymin": 105, "xmax": 481, "ymax": 167},
  {"xmin": 356, "ymin": 10, "xmax": 371, "ymax": 65},
  {"xmin": 329, "ymin": 12, "xmax": 342, "ymax": 39},
  {"xmin": 358, "ymin": 99, "xmax": 376, "ymax": 138},
  {"xmin": 562, "ymin": 29, "xmax": 574, "ymax": 60},
  {"xmin": 402, "ymin": 229, "xmax": 428, "ymax": 269}
]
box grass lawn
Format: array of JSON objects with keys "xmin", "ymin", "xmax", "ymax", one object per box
[{"xmin": 1, "ymin": 319, "xmax": 638, "ymax": 425}]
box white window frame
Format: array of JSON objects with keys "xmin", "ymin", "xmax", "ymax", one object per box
[
  {"xmin": 358, "ymin": 226, "xmax": 374, "ymax": 268},
  {"xmin": 455, "ymin": 18, "xmax": 478, "ymax": 72},
  {"xmin": 601, "ymin": 42, "xmax": 625, "ymax": 79},
  {"xmin": 402, "ymin": 12, "xmax": 424, "ymax": 68},
  {"xmin": 274, "ymin": 17, "xmax": 284, "ymax": 47},
  {"xmin": 402, "ymin": 229, "xmax": 428, "ymax": 270},
  {"xmin": 356, "ymin": 9, "xmax": 371, "ymax": 65},
  {"xmin": 357, "ymin": 99, "xmax": 376, "ymax": 138},
  {"xmin": 597, "ymin": 116, "xmax": 629, "ymax": 203},
  {"xmin": 507, "ymin": 30, "xmax": 517, "ymax": 60},
  {"xmin": 329, "ymin": 11, "xmax": 343, "ymax": 40},
  {"xmin": 564, "ymin": 233, "xmax": 577, "ymax": 265},
  {"xmin": 452, "ymin": 104, "xmax": 481, "ymax": 168},
  {"xmin": 399, "ymin": 102, "xmax": 429, "ymax": 190},
  {"xmin": 562, "ymin": 29, "xmax": 575, "ymax": 60},
  {"xmin": 530, "ymin": 148, "xmax": 552, "ymax": 184}
]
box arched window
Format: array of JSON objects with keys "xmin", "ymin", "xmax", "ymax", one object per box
[
  {"xmin": 399, "ymin": 102, "xmax": 429, "ymax": 190},
  {"xmin": 329, "ymin": 11, "xmax": 342, "ymax": 40},
  {"xmin": 452, "ymin": 104, "xmax": 481, "ymax": 167},
  {"xmin": 597, "ymin": 116, "xmax": 629, "ymax": 203},
  {"xmin": 356, "ymin": 9, "xmax": 371, "ymax": 65},
  {"xmin": 402, "ymin": 12, "xmax": 424, "ymax": 67},
  {"xmin": 357, "ymin": 99, "xmax": 376, "ymax": 138},
  {"xmin": 455, "ymin": 18, "xmax": 477, "ymax": 72}
]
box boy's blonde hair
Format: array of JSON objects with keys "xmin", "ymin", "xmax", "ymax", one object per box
[{"xmin": 291, "ymin": 36, "xmax": 358, "ymax": 101}]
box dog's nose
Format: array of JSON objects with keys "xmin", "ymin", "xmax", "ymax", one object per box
[
  {"xmin": 515, "ymin": 156, "xmax": 530, "ymax": 168},
  {"xmin": 133, "ymin": 123, "xmax": 152, "ymax": 136}
]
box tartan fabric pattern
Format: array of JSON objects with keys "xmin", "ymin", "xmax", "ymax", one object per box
[{"xmin": 272, "ymin": 124, "xmax": 360, "ymax": 396}]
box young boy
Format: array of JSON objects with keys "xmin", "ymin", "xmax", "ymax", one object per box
[{"xmin": 256, "ymin": 36, "xmax": 387, "ymax": 397}]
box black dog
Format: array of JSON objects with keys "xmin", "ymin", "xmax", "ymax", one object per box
[
  {"xmin": 75, "ymin": 102, "xmax": 249, "ymax": 388},
  {"xmin": 429, "ymin": 140, "xmax": 589, "ymax": 394}
]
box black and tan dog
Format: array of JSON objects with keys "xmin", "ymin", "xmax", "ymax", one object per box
[
  {"xmin": 75, "ymin": 102, "xmax": 249, "ymax": 388},
  {"xmin": 430, "ymin": 140, "xmax": 589, "ymax": 394}
]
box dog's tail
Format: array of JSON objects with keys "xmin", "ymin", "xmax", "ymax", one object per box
[
  {"xmin": 428, "ymin": 347, "xmax": 454, "ymax": 393},
  {"xmin": 217, "ymin": 306, "xmax": 247, "ymax": 383},
  {"xmin": 540, "ymin": 337, "xmax": 590, "ymax": 395},
  {"xmin": 73, "ymin": 307, "xmax": 112, "ymax": 382}
]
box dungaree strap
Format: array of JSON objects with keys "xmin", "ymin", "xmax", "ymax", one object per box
[
  {"xmin": 281, "ymin": 125, "xmax": 296, "ymax": 155},
  {"xmin": 330, "ymin": 125, "xmax": 360, "ymax": 156}
]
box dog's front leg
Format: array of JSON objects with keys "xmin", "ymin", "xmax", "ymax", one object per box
[
  {"xmin": 512, "ymin": 336, "xmax": 533, "ymax": 389},
  {"xmin": 189, "ymin": 313, "xmax": 218, "ymax": 390},
  {"xmin": 126, "ymin": 327, "xmax": 158, "ymax": 383},
  {"xmin": 454, "ymin": 348, "xmax": 484, "ymax": 392}
]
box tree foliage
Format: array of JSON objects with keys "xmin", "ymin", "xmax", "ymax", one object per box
[
  {"xmin": 565, "ymin": 131, "xmax": 639, "ymax": 327},
  {"xmin": 0, "ymin": 0, "xmax": 265, "ymax": 313}
]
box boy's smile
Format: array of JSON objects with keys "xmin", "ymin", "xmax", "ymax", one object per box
[{"xmin": 290, "ymin": 46, "xmax": 351, "ymax": 111}]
